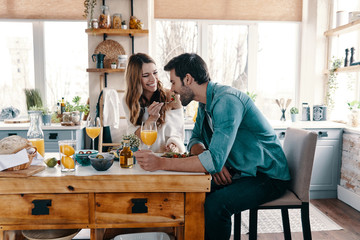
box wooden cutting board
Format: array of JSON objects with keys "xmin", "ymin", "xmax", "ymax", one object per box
[
  {"xmin": 0, "ymin": 165, "xmax": 45, "ymax": 177},
  {"xmin": 4, "ymin": 119, "xmax": 30, "ymax": 124}
]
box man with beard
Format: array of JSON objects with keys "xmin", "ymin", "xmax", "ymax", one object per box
[{"xmin": 134, "ymin": 53, "xmax": 290, "ymax": 240}]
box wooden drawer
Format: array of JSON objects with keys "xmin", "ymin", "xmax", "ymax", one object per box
[
  {"xmin": 95, "ymin": 193, "xmax": 184, "ymax": 224},
  {"xmin": 0, "ymin": 194, "xmax": 89, "ymax": 225}
]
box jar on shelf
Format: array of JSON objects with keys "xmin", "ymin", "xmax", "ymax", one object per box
[
  {"xmin": 90, "ymin": 18, "xmax": 99, "ymax": 29},
  {"xmin": 99, "ymin": 5, "xmax": 111, "ymax": 29},
  {"xmin": 112, "ymin": 13, "xmax": 122, "ymax": 29},
  {"xmin": 118, "ymin": 55, "xmax": 128, "ymax": 69},
  {"xmin": 62, "ymin": 112, "xmax": 72, "ymax": 123}
]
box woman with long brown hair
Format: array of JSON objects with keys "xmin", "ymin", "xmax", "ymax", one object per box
[{"xmin": 123, "ymin": 53, "xmax": 185, "ymax": 153}]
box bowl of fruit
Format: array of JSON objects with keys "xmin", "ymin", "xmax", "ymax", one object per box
[
  {"xmin": 75, "ymin": 150, "xmax": 98, "ymax": 166},
  {"xmin": 88, "ymin": 153, "xmax": 114, "ymax": 171}
]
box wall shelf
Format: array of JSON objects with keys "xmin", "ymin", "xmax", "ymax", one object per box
[
  {"xmin": 324, "ymin": 65, "xmax": 360, "ymax": 74},
  {"xmin": 324, "ymin": 19, "xmax": 360, "ymax": 36},
  {"xmin": 85, "ymin": 28, "xmax": 149, "ymax": 37},
  {"xmin": 87, "ymin": 68, "xmax": 125, "ymax": 73}
]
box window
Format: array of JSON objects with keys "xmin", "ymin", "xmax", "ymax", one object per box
[
  {"xmin": 0, "ymin": 20, "xmax": 88, "ymax": 117},
  {"xmin": 153, "ymin": 20, "xmax": 300, "ymax": 120},
  {"xmin": 0, "ymin": 22, "xmax": 35, "ymax": 115}
]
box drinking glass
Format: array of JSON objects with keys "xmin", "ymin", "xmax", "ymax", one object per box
[
  {"xmin": 58, "ymin": 140, "xmax": 77, "ymax": 172},
  {"xmin": 140, "ymin": 121, "xmax": 157, "ymax": 149},
  {"xmin": 86, "ymin": 113, "xmax": 101, "ymax": 150}
]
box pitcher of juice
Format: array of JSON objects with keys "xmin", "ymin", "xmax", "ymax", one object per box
[{"xmin": 27, "ymin": 111, "xmax": 45, "ymax": 157}]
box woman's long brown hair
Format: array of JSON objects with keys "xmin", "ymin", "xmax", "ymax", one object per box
[{"xmin": 125, "ymin": 53, "xmax": 167, "ymax": 127}]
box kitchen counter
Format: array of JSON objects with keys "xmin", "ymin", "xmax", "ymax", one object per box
[{"xmin": 0, "ymin": 122, "xmax": 85, "ymax": 130}]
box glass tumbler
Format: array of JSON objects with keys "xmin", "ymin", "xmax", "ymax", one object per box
[{"xmin": 58, "ymin": 140, "xmax": 77, "ymax": 172}]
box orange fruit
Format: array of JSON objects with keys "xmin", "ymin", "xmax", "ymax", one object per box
[
  {"xmin": 61, "ymin": 156, "xmax": 75, "ymax": 169},
  {"xmin": 60, "ymin": 145, "xmax": 75, "ymax": 157}
]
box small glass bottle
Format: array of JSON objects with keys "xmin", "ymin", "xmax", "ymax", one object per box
[
  {"xmin": 27, "ymin": 111, "xmax": 45, "ymax": 157},
  {"xmin": 120, "ymin": 137, "xmax": 133, "ymax": 168},
  {"xmin": 99, "ymin": 5, "xmax": 111, "ymax": 29},
  {"xmin": 61, "ymin": 97, "xmax": 65, "ymax": 114}
]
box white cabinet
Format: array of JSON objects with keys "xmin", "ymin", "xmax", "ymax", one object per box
[{"xmin": 275, "ymin": 128, "xmax": 342, "ymax": 199}]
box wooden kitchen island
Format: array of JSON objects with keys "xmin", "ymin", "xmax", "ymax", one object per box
[{"xmin": 0, "ymin": 160, "xmax": 211, "ymax": 240}]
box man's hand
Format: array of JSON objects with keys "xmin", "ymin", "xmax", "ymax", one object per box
[
  {"xmin": 212, "ymin": 166, "xmax": 232, "ymax": 185},
  {"xmin": 134, "ymin": 150, "xmax": 163, "ymax": 171}
]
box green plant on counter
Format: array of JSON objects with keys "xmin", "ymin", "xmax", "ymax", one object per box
[
  {"xmin": 121, "ymin": 134, "xmax": 140, "ymax": 149},
  {"xmin": 29, "ymin": 106, "xmax": 51, "ymax": 115},
  {"xmin": 246, "ymin": 91, "xmax": 257, "ymax": 102},
  {"xmin": 347, "ymin": 100, "xmax": 360, "ymax": 111},
  {"xmin": 24, "ymin": 89, "xmax": 43, "ymax": 110},
  {"xmin": 65, "ymin": 96, "xmax": 89, "ymax": 115},
  {"xmin": 290, "ymin": 107, "xmax": 299, "ymax": 114},
  {"xmin": 325, "ymin": 57, "xmax": 343, "ymax": 111}
]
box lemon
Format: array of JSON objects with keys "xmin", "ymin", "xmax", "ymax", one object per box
[
  {"xmin": 44, "ymin": 157, "xmax": 57, "ymax": 168},
  {"xmin": 60, "ymin": 145, "xmax": 75, "ymax": 157},
  {"xmin": 61, "ymin": 156, "xmax": 75, "ymax": 169}
]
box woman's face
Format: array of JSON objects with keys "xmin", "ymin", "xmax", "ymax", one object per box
[{"xmin": 141, "ymin": 63, "xmax": 158, "ymax": 96}]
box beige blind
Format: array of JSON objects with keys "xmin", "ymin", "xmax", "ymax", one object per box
[
  {"xmin": 0, "ymin": 0, "xmax": 85, "ymax": 20},
  {"xmin": 155, "ymin": 0, "xmax": 302, "ymax": 21}
]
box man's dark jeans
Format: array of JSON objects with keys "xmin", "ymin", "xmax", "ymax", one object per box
[{"xmin": 204, "ymin": 172, "xmax": 289, "ymax": 240}]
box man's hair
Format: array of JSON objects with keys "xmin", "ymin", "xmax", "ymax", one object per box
[{"xmin": 164, "ymin": 53, "xmax": 210, "ymax": 84}]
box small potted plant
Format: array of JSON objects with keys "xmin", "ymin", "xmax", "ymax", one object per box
[
  {"xmin": 111, "ymin": 62, "xmax": 117, "ymax": 69},
  {"xmin": 65, "ymin": 96, "xmax": 90, "ymax": 122},
  {"xmin": 121, "ymin": 20, "xmax": 127, "ymax": 29},
  {"xmin": 290, "ymin": 107, "xmax": 299, "ymax": 122},
  {"xmin": 121, "ymin": 133, "xmax": 140, "ymax": 152}
]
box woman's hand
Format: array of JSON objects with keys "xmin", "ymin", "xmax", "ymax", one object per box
[
  {"xmin": 147, "ymin": 101, "xmax": 164, "ymax": 122},
  {"xmin": 165, "ymin": 143, "xmax": 179, "ymax": 153},
  {"xmin": 134, "ymin": 150, "xmax": 163, "ymax": 171}
]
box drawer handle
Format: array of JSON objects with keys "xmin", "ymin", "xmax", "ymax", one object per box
[
  {"xmin": 32, "ymin": 199, "xmax": 52, "ymax": 215},
  {"xmin": 318, "ymin": 131, "xmax": 328, "ymax": 137},
  {"xmin": 8, "ymin": 133, "xmax": 17, "ymax": 136},
  {"xmin": 49, "ymin": 133, "xmax": 58, "ymax": 140},
  {"xmin": 278, "ymin": 131, "xmax": 286, "ymax": 139},
  {"xmin": 131, "ymin": 198, "xmax": 148, "ymax": 214}
]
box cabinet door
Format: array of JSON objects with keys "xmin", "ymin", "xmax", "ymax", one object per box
[{"xmin": 310, "ymin": 139, "xmax": 340, "ymax": 192}]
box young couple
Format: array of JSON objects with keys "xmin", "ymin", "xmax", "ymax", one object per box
[{"xmin": 124, "ymin": 53, "xmax": 290, "ymax": 240}]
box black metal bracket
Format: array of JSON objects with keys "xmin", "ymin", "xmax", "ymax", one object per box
[
  {"xmin": 32, "ymin": 199, "xmax": 52, "ymax": 215},
  {"xmin": 104, "ymin": 72, "xmax": 108, "ymax": 87},
  {"xmin": 131, "ymin": 198, "xmax": 148, "ymax": 213}
]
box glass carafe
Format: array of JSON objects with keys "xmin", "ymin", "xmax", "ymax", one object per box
[{"xmin": 27, "ymin": 111, "xmax": 45, "ymax": 157}]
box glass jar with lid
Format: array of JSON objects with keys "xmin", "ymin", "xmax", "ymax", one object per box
[
  {"xmin": 118, "ymin": 55, "xmax": 128, "ymax": 69},
  {"xmin": 112, "ymin": 13, "xmax": 122, "ymax": 29},
  {"xmin": 90, "ymin": 18, "xmax": 99, "ymax": 29},
  {"xmin": 99, "ymin": 5, "xmax": 111, "ymax": 29}
]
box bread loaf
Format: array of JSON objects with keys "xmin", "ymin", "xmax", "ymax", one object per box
[{"xmin": 0, "ymin": 135, "xmax": 33, "ymax": 154}]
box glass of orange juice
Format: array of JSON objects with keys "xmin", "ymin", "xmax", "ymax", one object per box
[
  {"xmin": 58, "ymin": 140, "xmax": 76, "ymax": 172},
  {"xmin": 86, "ymin": 113, "xmax": 101, "ymax": 150},
  {"xmin": 140, "ymin": 121, "xmax": 157, "ymax": 149}
]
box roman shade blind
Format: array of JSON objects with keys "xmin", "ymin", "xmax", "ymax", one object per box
[
  {"xmin": 0, "ymin": 0, "xmax": 84, "ymax": 20},
  {"xmin": 154, "ymin": 0, "xmax": 302, "ymax": 21}
]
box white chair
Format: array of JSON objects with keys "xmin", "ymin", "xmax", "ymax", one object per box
[{"xmin": 234, "ymin": 127, "xmax": 318, "ymax": 240}]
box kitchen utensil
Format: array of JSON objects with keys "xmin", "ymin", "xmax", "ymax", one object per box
[
  {"xmin": 313, "ymin": 105, "xmax": 327, "ymax": 121},
  {"xmin": 285, "ymin": 99, "xmax": 292, "ymax": 110},
  {"xmin": 302, "ymin": 103, "xmax": 311, "ymax": 121},
  {"xmin": 275, "ymin": 99, "xmax": 281, "ymax": 109},
  {"xmin": 280, "ymin": 98, "xmax": 285, "ymax": 109},
  {"xmin": 92, "ymin": 52, "xmax": 106, "ymax": 69}
]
